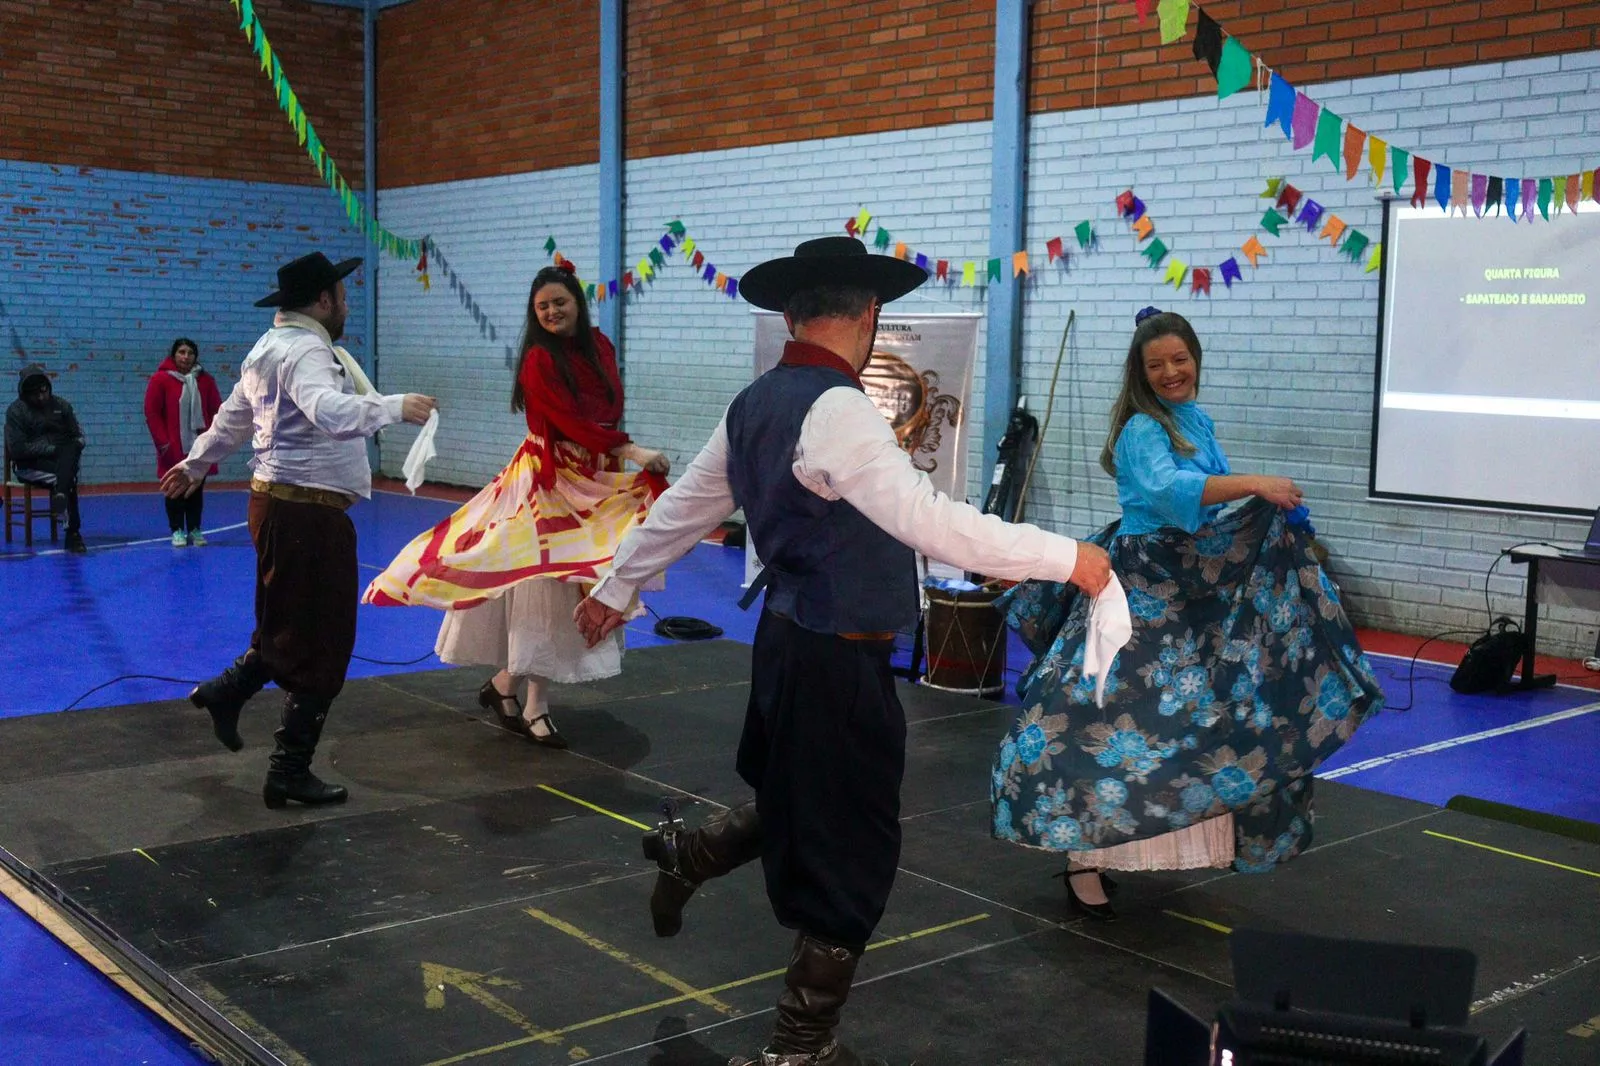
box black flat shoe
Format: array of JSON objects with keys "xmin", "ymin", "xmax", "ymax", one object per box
[
  {"xmin": 477, "ymin": 679, "xmax": 525, "ymax": 736},
  {"xmin": 1063, "ymin": 868, "xmax": 1117, "ymax": 922},
  {"xmin": 521, "ymin": 712, "xmax": 568, "ymax": 750},
  {"xmin": 1054, "ymin": 866, "xmax": 1118, "ymax": 897}
]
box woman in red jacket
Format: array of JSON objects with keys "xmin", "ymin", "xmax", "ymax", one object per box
[
  {"xmin": 364, "ymin": 264, "xmax": 669, "ymax": 747},
  {"xmin": 144, "ymin": 337, "xmax": 222, "ymax": 546}
]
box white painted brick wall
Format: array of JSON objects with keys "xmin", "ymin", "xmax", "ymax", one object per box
[{"xmin": 371, "ymin": 50, "xmax": 1600, "ymax": 660}]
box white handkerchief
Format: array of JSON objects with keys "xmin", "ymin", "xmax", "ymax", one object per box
[
  {"xmin": 402, "ymin": 410, "xmax": 439, "ymax": 493},
  {"xmin": 1082, "ymin": 574, "xmax": 1133, "ymax": 709}
]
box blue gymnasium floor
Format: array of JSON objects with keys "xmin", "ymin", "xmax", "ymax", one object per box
[{"xmin": 1, "ymin": 488, "xmax": 1597, "ymax": 1064}]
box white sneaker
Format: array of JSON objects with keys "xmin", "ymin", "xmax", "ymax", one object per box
[{"xmin": 171, "ymin": 531, "xmax": 187, "ymax": 547}]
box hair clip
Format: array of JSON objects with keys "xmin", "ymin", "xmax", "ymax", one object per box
[{"xmin": 1135, "ymin": 305, "xmax": 1162, "ymax": 325}]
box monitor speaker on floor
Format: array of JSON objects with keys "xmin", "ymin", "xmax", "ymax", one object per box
[{"xmin": 1145, "ymin": 929, "xmax": 1526, "ymax": 1066}]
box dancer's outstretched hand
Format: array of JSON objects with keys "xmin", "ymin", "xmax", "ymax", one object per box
[
  {"xmin": 1068, "ymin": 542, "xmax": 1113, "ymax": 597},
  {"xmin": 159, "ymin": 464, "xmax": 201, "ymax": 499},
  {"xmin": 574, "ymin": 595, "xmax": 626, "ymax": 648}
]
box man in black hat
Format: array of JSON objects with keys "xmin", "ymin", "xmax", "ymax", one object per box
[
  {"xmin": 575, "ymin": 236, "xmax": 1111, "ymax": 1066},
  {"xmin": 161, "ymin": 252, "xmax": 437, "ymax": 809}
]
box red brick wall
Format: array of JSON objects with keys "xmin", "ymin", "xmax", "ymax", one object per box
[
  {"xmin": 365, "ymin": 0, "xmax": 1600, "ymax": 186},
  {"xmin": 0, "ymin": 0, "xmax": 365, "ymax": 186},
  {"xmin": 624, "ymin": 0, "xmax": 995, "ymax": 160},
  {"xmin": 376, "ymin": 0, "xmax": 600, "ymax": 187},
  {"xmin": 1031, "ymin": 0, "xmax": 1600, "ymax": 112}
]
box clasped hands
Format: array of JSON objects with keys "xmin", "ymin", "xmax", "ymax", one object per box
[{"xmin": 573, "ymin": 595, "xmax": 626, "ymax": 649}]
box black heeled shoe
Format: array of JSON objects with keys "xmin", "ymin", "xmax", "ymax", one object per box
[
  {"xmin": 520, "ymin": 712, "xmax": 568, "ymax": 750},
  {"xmin": 477, "ymin": 679, "xmax": 525, "ymax": 736},
  {"xmin": 1062, "ymin": 867, "xmax": 1118, "ymax": 922}
]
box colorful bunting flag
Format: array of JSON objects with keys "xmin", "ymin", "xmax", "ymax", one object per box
[
  {"xmin": 1260, "ymin": 209, "xmax": 1287, "ymax": 236},
  {"xmin": 1157, "ymin": 0, "xmax": 1190, "ymax": 45},
  {"xmin": 1365, "ymin": 244, "xmax": 1382, "ymax": 273},
  {"xmin": 1216, "ymin": 37, "xmax": 1252, "ymax": 99},
  {"xmin": 1219, "ymin": 257, "xmax": 1242, "ymax": 287},
  {"xmin": 1410, "ymin": 156, "xmax": 1431, "ymax": 208},
  {"xmin": 1291, "ymin": 93, "xmax": 1318, "ymax": 150},
  {"xmin": 1141, "ymin": 239, "xmax": 1169, "ymax": 267},
  {"xmin": 1046, "ymin": 236, "xmax": 1065, "ymax": 263},
  {"xmin": 962, "ymin": 262, "xmax": 977, "ymax": 286},
  {"xmin": 1298, "ymin": 200, "xmax": 1325, "ymax": 232},
  {"xmin": 1193, "ymin": 10, "xmax": 1223, "ymax": 74},
  {"xmin": 1320, "ymin": 215, "xmax": 1347, "ymax": 246},
  {"xmin": 1368, "ymin": 135, "xmax": 1388, "ymax": 188},
  {"xmin": 1342, "ymin": 230, "xmax": 1370, "ymax": 263},
  {"xmin": 936, "ymin": 260, "xmax": 949, "ymax": 281},
  {"xmin": 1241, "ymin": 236, "xmax": 1267, "ymax": 267},
  {"xmin": 1390, "ymin": 146, "xmax": 1409, "ymax": 195},
  {"xmin": 1075, "ymin": 220, "xmax": 1096, "ymax": 249},
  {"xmin": 1312, "ymin": 107, "xmax": 1342, "ymax": 170},
  {"xmin": 1013, "ymin": 251, "xmax": 1029, "ymax": 277},
  {"xmin": 1265, "ymin": 74, "xmax": 1295, "ymax": 140},
  {"xmin": 1259, "ymin": 177, "xmax": 1283, "ymax": 199},
  {"xmin": 1191, "ymin": 268, "xmax": 1211, "ymax": 295},
  {"xmin": 1163, "ymin": 257, "xmax": 1187, "ymax": 288},
  {"xmin": 986, "ymin": 258, "xmax": 1002, "ymax": 283},
  {"xmin": 1132, "ymin": 215, "xmax": 1155, "ymax": 240},
  {"xmin": 1276, "ymin": 184, "xmax": 1302, "ymax": 216},
  {"xmin": 1343, "ymin": 125, "xmax": 1366, "ymax": 181}
]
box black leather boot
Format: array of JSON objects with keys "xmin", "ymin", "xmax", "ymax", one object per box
[
  {"xmin": 262, "ymin": 693, "xmax": 348, "ymax": 809},
  {"xmin": 189, "ymin": 651, "xmax": 271, "ymax": 752},
  {"xmin": 726, "ymin": 935, "xmax": 885, "ymax": 1066},
  {"xmin": 641, "ymin": 799, "xmax": 761, "ymax": 937}
]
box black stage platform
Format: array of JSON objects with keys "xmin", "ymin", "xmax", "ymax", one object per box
[{"xmin": 2, "ymin": 641, "xmax": 1596, "ymax": 1065}]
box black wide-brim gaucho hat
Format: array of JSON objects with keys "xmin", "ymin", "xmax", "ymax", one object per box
[
  {"xmin": 255, "ymin": 251, "xmax": 364, "ymax": 308},
  {"xmin": 738, "ymin": 236, "xmax": 928, "ymax": 312}
]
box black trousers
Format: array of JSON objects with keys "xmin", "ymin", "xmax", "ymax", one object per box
[
  {"xmin": 164, "ymin": 482, "xmax": 205, "ymax": 532},
  {"xmin": 25, "ymin": 440, "xmax": 81, "ymax": 534},
  {"xmin": 736, "ymin": 611, "xmax": 907, "ymax": 950},
  {"xmin": 246, "ymin": 492, "xmax": 357, "ymax": 699}
]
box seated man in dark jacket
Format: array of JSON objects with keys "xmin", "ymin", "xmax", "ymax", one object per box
[{"xmin": 5, "ymin": 364, "xmax": 87, "ymax": 552}]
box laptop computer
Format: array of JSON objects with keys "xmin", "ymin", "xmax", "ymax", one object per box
[{"xmin": 1560, "ymin": 506, "xmax": 1600, "ymax": 560}]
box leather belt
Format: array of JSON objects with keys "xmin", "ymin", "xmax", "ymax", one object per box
[{"xmin": 250, "ymin": 478, "xmax": 355, "ymax": 511}]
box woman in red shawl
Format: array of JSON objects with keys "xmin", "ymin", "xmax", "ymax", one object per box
[
  {"xmin": 364, "ymin": 265, "xmax": 668, "ymax": 747},
  {"xmin": 144, "ymin": 337, "xmax": 222, "ymax": 546}
]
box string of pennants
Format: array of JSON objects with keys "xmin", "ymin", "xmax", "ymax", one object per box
[
  {"xmin": 544, "ymin": 221, "xmax": 743, "ymax": 305},
  {"xmin": 842, "ymin": 208, "xmax": 1098, "ymax": 284},
  {"xmin": 226, "ymin": 0, "xmax": 421, "ymax": 261},
  {"xmin": 1118, "ymin": 178, "xmax": 1380, "ymax": 295},
  {"xmin": 1144, "ymin": 0, "xmax": 1600, "ymax": 220}
]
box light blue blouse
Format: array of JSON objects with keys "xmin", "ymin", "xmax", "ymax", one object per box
[{"xmin": 1113, "ymin": 401, "xmax": 1231, "ymax": 537}]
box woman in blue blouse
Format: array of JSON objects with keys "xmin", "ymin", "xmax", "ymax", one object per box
[{"xmin": 990, "ymin": 308, "xmax": 1383, "ymax": 920}]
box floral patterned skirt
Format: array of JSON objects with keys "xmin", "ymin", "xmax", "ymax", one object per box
[{"xmin": 989, "ymin": 498, "xmax": 1384, "ymax": 873}]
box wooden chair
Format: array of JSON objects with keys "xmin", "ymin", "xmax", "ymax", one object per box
[{"xmin": 3, "ymin": 441, "xmax": 60, "ymax": 547}]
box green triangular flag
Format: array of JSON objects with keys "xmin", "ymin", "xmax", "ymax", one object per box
[
  {"xmin": 1390, "ymin": 146, "xmax": 1409, "ymax": 194},
  {"xmin": 874, "ymin": 227, "xmax": 892, "ymax": 251},
  {"xmin": 1140, "ymin": 238, "xmax": 1169, "ymax": 267},
  {"xmin": 648, "ymin": 248, "xmax": 665, "ymax": 268},
  {"xmin": 1216, "ymin": 37, "xmax": 1252, "ymax": 99},
  {"xmin": 1260, "ymin": 209, "xmax": 1286, "ymax": 236},
  {"xmin": 1157, "ymin": 0, "xmax": 1190, "ymax": 45},
  {"xmin": 986, "ymin": 258, "xmax": 1002, "ymax": 282},
  {"xmin": 1312, "ymin": 107, "xmax": 1342, "ymax": 171},
  {"xmin": 586, "ymin": 284, "xmax": 596, "ymax": 300},
  {"xmin": 1537, "ymin": 177, "xmax": 1553, "ymax": 220},
  {"xmin": 543, "ymin": 236, "xmax": 557, "ymax": 254},
  {"xmin": 667, "ymin": 219, "xmax": 687, "ymax": 237},
  {"xmin": 1342, "ymin": 230, "xmax": 1370, "ymax": 263},
  {"xmin": 1074, "ymin": 220, "xmax": 1095, "ymax": 249}
]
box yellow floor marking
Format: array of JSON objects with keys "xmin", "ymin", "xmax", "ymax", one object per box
[
  {"xmin": 133, "ymin": 848, "xmax": 158, "ymax": 866},
  {"xmin": 1162, "ymin": 909, "xmax": 1233, "ymax": 935},
  {"xmin": 537, "ymin": 784, "xmax": 652, "ymax": 831},
  {"xmin": 1423, "ymin": 830, "xmax": 1600, "ymax": 879},
  {"xmin": 184, "ymin": 976, "xmax": 319, "ymax": 1066},
  {"xmin": 419, "ymin": 912, "xmax": 991, "ymax": 1066},
  {"xmin": 1568, "ymin": 1012, "xmax": 1600, "ymax": 1038},
  {"xmin": 421, "ymin": 961, "xmax": 587, "ymax": 1058},
  {"xmin": 525, "ymin": 908, "xmax": 737, "ymax": 1015}
]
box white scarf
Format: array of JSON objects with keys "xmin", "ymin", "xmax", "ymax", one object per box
[
  {"xmin": 273, "ymin": 311, "xmax": 374, "ymax": 394},
  {"xmin": 165, "ymin": 367, "xmax": 205, "ymax": 451}
]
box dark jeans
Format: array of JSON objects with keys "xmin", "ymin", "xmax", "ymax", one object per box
[
  {"xmin": 20, "ymin": 440, "xmax": 82, "ymax": 535},
  {"xmin": 164, "ymin": 482, "xmax": 205, "ymax": 533},
  {"xmin": 736, "ymin": 611, "xmax": 907, "ymax": 950}
]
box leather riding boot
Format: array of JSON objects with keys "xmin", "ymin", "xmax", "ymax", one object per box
[
  {"xmin": 641, "ymin": 800, "xmax": 761, "ymax": 937},
  {"xmin": 262, "ymin": 693, "xmax": 348, "ymax": 809},
  {"xmin": 189, "ymin": 650, "xmax": 272, "ymax": 752},
  {"xmin": 725, "ymin": 935, "xmax": 885, "ymax": 1066}
]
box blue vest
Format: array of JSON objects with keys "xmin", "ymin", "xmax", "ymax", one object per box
[{"xmin": 727, "ymin": 362, "xmax": 918, "ymax": 635}]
